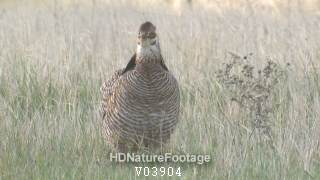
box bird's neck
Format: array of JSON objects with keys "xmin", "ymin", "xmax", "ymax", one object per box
[
  {"xmin": 135, "ymin": 47, "xmax": 165, "ymax": 75},
  {"xmin": 136, "ymin": 46, "xmax": 161, "ymax": 64}
]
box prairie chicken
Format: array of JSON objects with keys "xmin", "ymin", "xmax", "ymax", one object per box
[{"xmin": 101, "ymin": 22, "xmax": 180, "ymax": 152}]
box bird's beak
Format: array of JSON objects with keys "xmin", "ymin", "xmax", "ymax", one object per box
[{"xmin": 137, "ymin": 38, "xmax": 152, "ymax": 48}]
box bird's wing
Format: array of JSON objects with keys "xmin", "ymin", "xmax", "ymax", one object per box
[
  {"xmin": 100, "ymin": 69, "xmax": 123, "ymax": 119},
  {"xmin": 100, "ymin": 53, "xmax": 137, "ymax": 119}
]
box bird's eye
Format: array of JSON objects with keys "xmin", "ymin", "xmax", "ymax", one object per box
[{"xmin": 148, "ymin": 32, "xmax": 156, "ymax": 38}]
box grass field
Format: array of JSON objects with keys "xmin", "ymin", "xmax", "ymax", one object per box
[{"xmin": 0, "ymin": 0, "xmax": 320, "ymax": 179}]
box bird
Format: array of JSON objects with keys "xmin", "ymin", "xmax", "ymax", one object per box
[{"xmin": 100, "ymin": 21, "xmax": 180, "ymax": 152}]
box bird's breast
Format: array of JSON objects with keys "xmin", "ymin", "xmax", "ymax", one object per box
[{"xmin": 104, "ymin": 66, "xmax": 180, "ymax": 144}]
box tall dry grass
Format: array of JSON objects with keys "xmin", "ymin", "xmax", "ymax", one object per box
[{"xmin": 0, "ymin": 0, "xmax": 319, "ymax": 179}]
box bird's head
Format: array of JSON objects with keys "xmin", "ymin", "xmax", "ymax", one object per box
[{"xmin": 136, "ymin": 21, "xmax": 161, "ymax": 60}]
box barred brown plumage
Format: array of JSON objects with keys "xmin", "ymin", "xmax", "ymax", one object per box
[{"xmin": 101, "ymin": 22, "xmax": 180, "ymax": 152}]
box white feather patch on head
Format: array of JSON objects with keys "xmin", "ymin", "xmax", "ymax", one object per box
[{"xmin": 136, "ymin": 37, "xmax": 161, "ymax": 60}]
